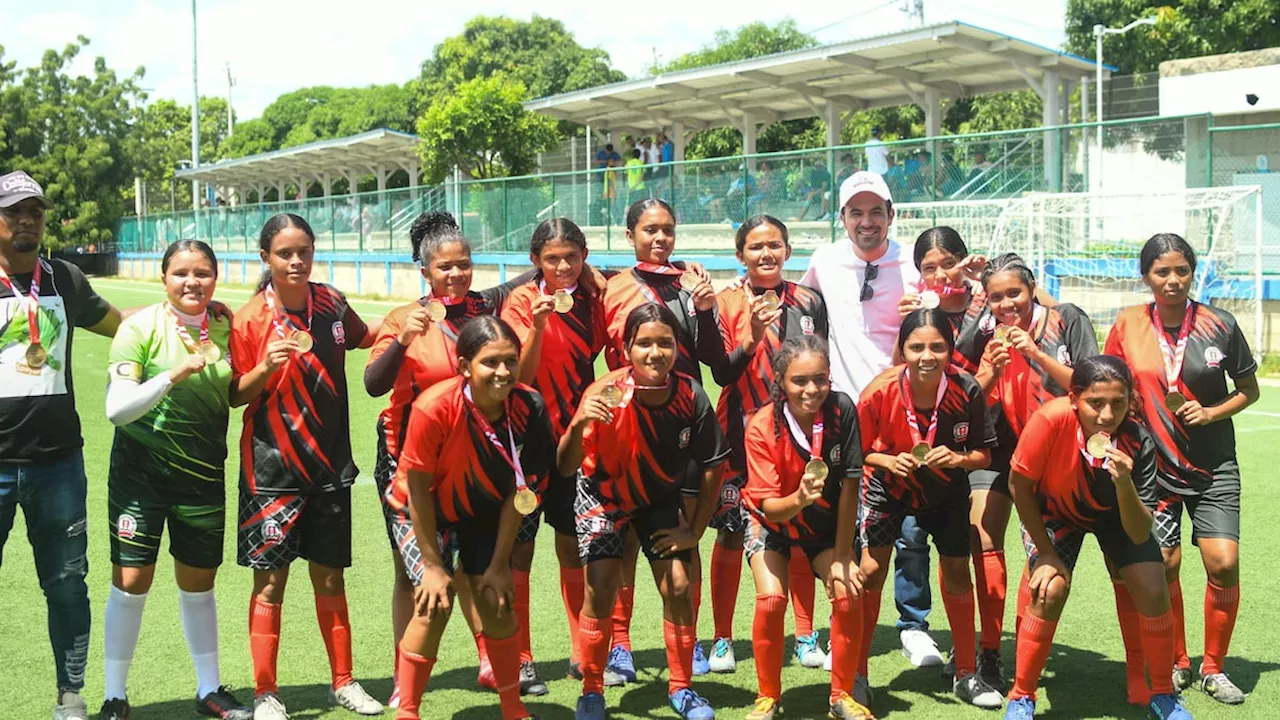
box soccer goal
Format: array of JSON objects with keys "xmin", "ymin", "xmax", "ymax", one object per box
[{"xmin": 893, "ymin": 187, "xmax": 1266, "ymax": 359}]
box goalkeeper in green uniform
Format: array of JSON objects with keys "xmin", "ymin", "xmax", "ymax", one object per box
[{"xmin": 97, "ymin": 240, "xmax": 251, "ymax": 720}]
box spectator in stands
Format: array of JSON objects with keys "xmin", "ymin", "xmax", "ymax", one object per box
[
  {"xmin": 972, "ymin": 150, "xmax": 993, "ymax": 172},
  {"xmin": 660, "ymin": 133, "xmax": 675, "ymax": 164},
  {"xmin": 866, "ymin": 126, "xmax": 890, "ymax": 175},
  {"xmin": 654, "ymin": 133, "xmax": 674, "ymax": 181},
  {"xmin": 798, "ymin": 158, "xmax": 831, "ymax": 221},
  {"xmin": 625, "ymin": 149, "xmax": 647, "ymax": 207},
  {"xmin": 724, "ymin": 164, "xmax": 761, "ymax": 226},
  {"xmin": 754, "ymin": 161, "xmax": 777, "ymax": 215}
]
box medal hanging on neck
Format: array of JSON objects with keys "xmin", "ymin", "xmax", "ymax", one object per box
[
  {"xmin": 782, "ymin": 404, "xmax": 828, "ymax": 482},
  {"xmin": 167, "ymin": 303, "xmax": 220, "ymax": 363},
  {"xmin": 0, "ymin": 261, "xmax": 46, "ymax": 368},
  {"xmin": 424, "ymin": 293, "xmax": 460, "ymax": 323},
  {"xmin": 540, "ymin": 280, "xmax": 577, "ymax": 314},
  {"xmin": 264, "ymin": 283, "xmax": 314, "ymax": 353},
  {"xmin": 602, "ymin": 371, "xmax": 669, "ymax": 410},
  {"xmin": 463, "ymin": 385, "xmax": 536, "ymax": 515},
  {"xmin": 1150, "ymin": 301, "xmax": 1194, "ymax": 412},
  {"xmin": 899, "ymin": 367, "xmax": 949, "ymax": 464}
]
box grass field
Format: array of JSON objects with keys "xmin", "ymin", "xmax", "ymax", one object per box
[{"xmin": 5, "ymin": 278, "xmax": 1279, "ymax": 719}]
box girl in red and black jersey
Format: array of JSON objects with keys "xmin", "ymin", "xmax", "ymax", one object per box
[
  {"xmin": 707, "ymin": 216, "xmax": 829, "ymax": 672},
  {"xmin": 1005, "ymin": 356, "xmax": 1191, "ymax": 720},
  {"xmin": 740, "ymin": 335, "xmax": 865, "ymax": 720},
  {"xmin": 229, "ymin": 214, "xmax": 381, "ymax": 719},
  {"xmin": 898, "ymin": 227, "xmax": 989, "ymax": 372},
  {"xmin": 599, "ymin": 199, "xmax": 722, "ymax": 683},
  {"xmin": 558, "ymin": 303, "xmax": 729, "ymax": 720},
  {"xmin": 500, "ymin": 218, "xmax": 608, "ymax": 685},
  {"xmin": 389, "ymin": 316, "xmax": 556, "ymax": 720},
  {"xmin": 857, "ymin": 309, "xmax": 1002, "ymax": 711},
  {"xmin": 1105, "ymin": 234, "xmax": 1259, "ymax": 705},
  {"xmin": 965, "ymin": 253, "xmax": 1099, "ymax": 687},
  {"xmin": 364, "ymin": 212, "xmax": 515, "ymax": 701}
]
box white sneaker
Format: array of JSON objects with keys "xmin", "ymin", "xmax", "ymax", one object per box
[
  {"xmin": 954, "ymin": 673, "xmax": 1004, "ymax": 709},
  {"xmin": 899, "ymin": 628, "xmax": 944, "ymax": 668},
  {"xmin": 52, "ymin": 691, "xmax": 88, "ymax": 720},
  {"xmin": 708, "ymin": 637, "xmax": 737, "ymax": 673},
  {"xmin": 253, "ymin": 693, "xmax": 289, "ymax": 720},
  {"xmin": 329, "ymin": 681, "xmax": 384, "ymax": 715}
]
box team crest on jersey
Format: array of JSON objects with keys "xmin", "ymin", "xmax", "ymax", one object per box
[
  {"xmin": 1056, "ymin": 346, "xmax": 1071, "ymax": 366},
  {"xmin": 262, "ymin": 519, "xmax": 284, "ymax": 545},
  {"xmin": 830, "ymin": 444, "xmax": 841, "ymax": 464},
  {"xmin": 1204, "ymin": 346, "xmax": 1224, "ymax": 369},
  {"xmin": 116, "ymin": 513, "xmax": 137, "ymax": 540},
  {"xmin": 720, "ymin": 483, "xmax": 741, "ymax": 508},
  {"xmin": 679, "ymin": 427, "xmax": 691, "ymax": 448},
  {"xmin": 331, "ymin": 320, "xmax": 346, "ymax": 346},
  {"xmin": 801, "ymin": 315, "xmax": 815, "ymax": 335},
  {"xmin": 953, "ymin": 422, "xmax": 970, "ymax": 443},
  {"xmin": 979, "ymin": 314, "xmax": 997, "ymax": 334}
]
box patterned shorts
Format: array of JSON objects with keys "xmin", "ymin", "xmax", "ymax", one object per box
[
  {"xmin": 742, "ymin": 514, "xmax": 837, "ymax": 567},
  {"xmin": 574, "ymin": 475, "xmax": 689, "ymax": 564},
  {"xmin": 373, "ymin": 432, "xmax": 399, "ymax": 551},
  {"xmin": 708, "ymin": 474, "xmax": 747, "ymax": 534},
  {"xmin": 1152, "ymin": 464, "xmax": 1241, "ymax": 548},
  {"xmin": 858, "ymin": 500, "xmax": 970, "ymax": 557},
  {"xmin": 237, "ymin": 487, "xmax": 352, "ymax": 570},
  {"xmin": 390, "ymin": 513, "xmax": 463, "ymax": 584},
  {"xmin": 108, "ymin": 481, "xmax": 224, "ymax": 569},
  {"xmin": 1020, "ymin": 515, "xmax": 1161, "ymax": 572}
]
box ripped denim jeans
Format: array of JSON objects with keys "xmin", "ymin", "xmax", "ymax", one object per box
[{"xmin": 0, "ymin": 451, "xmax": 91, "ymax": 693}]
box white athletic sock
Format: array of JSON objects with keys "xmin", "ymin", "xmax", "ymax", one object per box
[
  {"xmin": 179, "ymin": 588, "xmax": 222, "ymax": 698},
  {"xmin": 103, "ymin": 586, "xmax": 148, "ymax": 701}
]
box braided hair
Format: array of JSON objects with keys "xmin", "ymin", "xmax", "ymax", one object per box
[{"xmin": 768, "ymin": 335, "xmax": 831, "ymax": 439}]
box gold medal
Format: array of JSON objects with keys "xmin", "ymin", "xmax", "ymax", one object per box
[
  {"xmin": 24, "ymin": 342, "xmax": 47, "ymax": 368},
  {"xmin": 292, "ymin": 330, "xmax": 314, "ymax": 353},
  {"xmin": 1164, "ymin": 391, "xmax": 1186, "ymax": 413},
  {"xmin": 919, "ymin": 290, "xmax": 941, "ymax": 310},
  {"xmin": 761, "ymin": 290, "xmax": 781, "ymax": 312},
  {"xmin": 993, "ymin": 325, "xmax": 1011, "ymax": 344},
  {"xmin": 912, "ymin": 442, "xmax": 931, "ymax": 463},
  {"xmin": 197, "ymin": 342, "xmax": 221, "ymax": 363},
  {"xmin": 804, "ymin": 458, "xmax": 829, "ymax": 483},
  {"xmin": 599, "ymin": 385, "xmax": 623, "ymax": 408},
  {"xmin": 513, "ymin": 487, "xmax": 539, "ymax": 516},
  {"xmin": 552, "ymin": 289, "xmax": 574, "ymax": 314},
  {"xmin": 679, "ymin": 272, "xmax": 702, "ymax": 292},
  {"xmin": 426, "ymin": 299, "xmax": 447, "ymax": 322},
  {"xmin": 1086, "ymin": 432, "xmax": 1110, "ymax": 460}
]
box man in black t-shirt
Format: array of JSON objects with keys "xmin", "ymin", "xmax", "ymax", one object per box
[{"xmin": 0, "ymin": 171, "xmax": 128, "ymax": 720}]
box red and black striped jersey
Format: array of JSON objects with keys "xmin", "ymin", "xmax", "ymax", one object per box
[
  {"xmin": 500, "ymin": 280, "xmax": 608, "ymax": 437},
  {"xmin": 858, "ymin": 366, "xmax": 994, "ymax": 511},
  {"xmin": 369, "ymin": 291, "xmax": 498, "ymax": 461},
  {"xmin": 945, "ymin": 287, "xmax": 989, "ymax": 373},
  {"xmin": 987, "ymin": 304, "xmax": 1100, "ymax": 438},
  {"xmin": 602, "ymin": 266, "xmax": 720, "ymax": 384},
  {"xmin": 714, "ymin": 281, "xmax": 828, "ymax": 475},
  {"xmin": 230, "ymin": 283, "xmax": 368, "ymax": 494},
  {"xmin": 580, "ymin": 368, "xmax": 729, "ymax": 512},
  {"xmin": 742, "ymin": 391, "xmax": 861, "ymax": 541},
  {"xmin": 1104, "ymin": 302, "xmax": 1256, "ymax": 495},
  {"xmin": 1011, "ymin": 396, "xmax": 1159, "ymax": 531},
  {"xmin": 389, "ymin": 376, "xmax": 555, "ymax": 525}
]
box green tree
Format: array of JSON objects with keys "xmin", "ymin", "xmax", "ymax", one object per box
[
  {"xmin": 411, "ymin": 15, "xmax": 625, "ymax": 120},
  {"xmin": 1065, "ymin": 0, "xmax": 1280, "ymax": 74},
  {"xmin": 653, "ymin": 21, "xmax": 821, "ymax": 159},
  {"xmin": 131, "ymin": 96, "xmax": 237, "ymax": 212},
  {"xmin": 221, "ymin": 118, "xmax": 276, "ymax": 159},
  {"xmin": 0, "ymin": 37, "xmax": 146, "ymax": 248},
  {"xmin": 416, "ymin": 75, "xmax": 559, "ymax": 182}
]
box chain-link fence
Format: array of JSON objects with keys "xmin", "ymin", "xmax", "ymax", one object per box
[{"xmin": 116, "ymin": 114, "xmax": 1273, "ymax": 257}]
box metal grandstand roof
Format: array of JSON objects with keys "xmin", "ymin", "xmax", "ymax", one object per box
[
  {"xmin": 524, "ymin": 21, "xmax": 1112, "ymax": 133},
  {"xmin": 175, "ymin": 128, "xmax": 420, "ymax": 190}
]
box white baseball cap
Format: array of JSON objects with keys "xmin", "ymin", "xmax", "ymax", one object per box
[{"xmin": 838, "ymin": 171, "xmax": 893, "ymax": 212}]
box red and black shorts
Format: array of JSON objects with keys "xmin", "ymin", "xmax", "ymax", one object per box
[
  {"xmin": 743, "ymin": 513, "xmax": 846, "ymax": 568},
  {"xmin": 859, "ymin": 497, "xmax": 969, "ymax": 558},
  {"xmin": 708, "ymin": 470, "xmax": 747, "ymax": 534},
  {"xmin": 574, "ymin": 474, "xmax": 691, "ymax": 564},
  {"xmin": 237, "ymin": 486, "xmax": 352, "ymax": 571},
  {"xmin": 390, "ymin": 511, "xmax": 492, "ymax": 583}
]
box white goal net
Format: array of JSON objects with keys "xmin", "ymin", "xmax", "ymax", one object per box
[{"xmin": 892, "ymin": 187, "xmax": 1265, "ymax": 358}]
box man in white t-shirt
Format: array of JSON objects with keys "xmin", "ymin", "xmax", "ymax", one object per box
[
  {"xmin": 799, "ymin": 171, "xmax": 945, "ymax": 693},
  {"xmin": 865, "ymin": 126, "xmax": 890, "ymax": 176}
]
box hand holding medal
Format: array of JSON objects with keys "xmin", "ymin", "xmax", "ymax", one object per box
[
  {"xmin": 798, "ymin": 462, "xmax": 826, "ymax": 507},
  {"xmin": 398, "ymin": 304, "xmax": 433, "ymax": 346},
  {"xmin": 530, "ymin": 291, "xmax": 557, "ymax": 330}
]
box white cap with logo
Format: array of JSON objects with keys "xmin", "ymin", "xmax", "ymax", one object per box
[{"xmin": 838, "ymin": 171, "xmax": 893, "ymax": 213}]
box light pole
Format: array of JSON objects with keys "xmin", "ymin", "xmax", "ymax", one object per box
[
  {"xmin": 191, "ymin": 0, "xmax": 201, "ymax": 239},
  {"xmin": 1093, "ymin": 16, "xmax": 1156, "ymax": 188}
]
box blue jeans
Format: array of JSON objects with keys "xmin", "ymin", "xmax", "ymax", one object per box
[
  {"xmin": 0, "ymin": 452, "xmax": 91, "ymax": 692},
  {"xmin": 894, "ymin": 514, "xmax": 932, "ymax": 631}
]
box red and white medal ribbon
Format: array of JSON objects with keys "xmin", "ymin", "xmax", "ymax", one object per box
[
  {"xmin": 782, "ymin": 404, "xmax": 824, "ymax": 462},
  {"xmin": 898, "ymin": 367, "xmax": 949, "ymax": 449},
  {"xmin": 1149, "ymin": 300, "xmax": 1193, "ymax": 394},
  {"xmin": 0, "ymin": 260, "xmax": 42, "ymax": 347},
  {"xmin": 165, "ymin": 303, "xmax": 210, "ymax": 352},
  {"xmin": 615, "ymin": 370, "xmax": 669, "ymax": 409},
  {"xmin": 263, "ymin": 283, "xmax": 313, "ymax": 339},
  {"xmin": 1077, "ymin": 426, "xmax": 1114, "ymax": 470},
  {"xmin": 463, "ymin": 385, "xmax": 528, "ymax": 494}
]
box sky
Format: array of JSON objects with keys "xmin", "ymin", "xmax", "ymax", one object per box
[{"xmin": 1, "ymin": 0, "xmax": 1069, "ymax": 120}]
